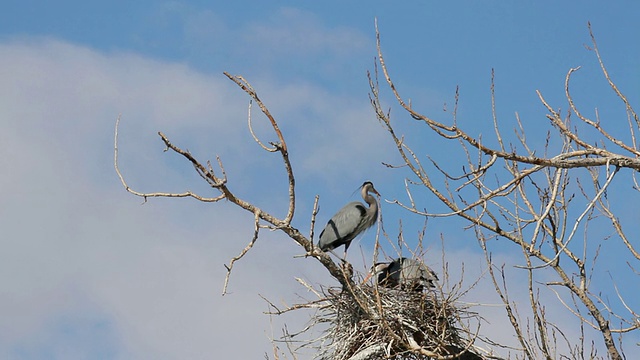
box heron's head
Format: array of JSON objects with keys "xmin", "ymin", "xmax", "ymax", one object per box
[
  {"xmin": 362, "ymin": 262, "xmax": 390, "ymax": 283},
  {"xmin": 371, "ymin": 262, "xmax": 390, "ymax": 274},
  {"xmin": 361, "ymin": 181, "xmax": 380, "ymax": 196}
]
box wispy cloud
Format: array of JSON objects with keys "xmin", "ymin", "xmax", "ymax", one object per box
[{"xmin": 244, "ymin": 7, "xmax": 369, "ymax": 57}]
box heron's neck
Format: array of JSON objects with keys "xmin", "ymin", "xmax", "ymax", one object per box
[{"xmin": 364, "ymin": 193, "xmax": 378, "ymax": 207}]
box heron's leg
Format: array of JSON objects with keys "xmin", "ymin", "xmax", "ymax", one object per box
[{"xmin": 342, "ymin": 241, "xmax": 351, "ymax": 262}]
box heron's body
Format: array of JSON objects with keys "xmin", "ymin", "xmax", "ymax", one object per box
[
  {"xmin": 318, "ymin": 181, "xmax": 379, "ymax": 260},
  {"xmin": 373, "ymin": 257, "xmax": 438, "ymax": 292}
]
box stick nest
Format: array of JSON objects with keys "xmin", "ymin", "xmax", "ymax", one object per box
[{"xmin": 314, "ymin": 283, "xmax": 485, "ymax": 360}]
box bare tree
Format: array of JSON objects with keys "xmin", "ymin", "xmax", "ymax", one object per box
[
  {"xmin": 114, "ymin": 71, "xmax": 487, "ymax": 359},
  {"xmin": 114, "ymin": 23, "xmax": 637, "ymax": 360},
  {"xmin": 368, "ymin": 21, "xmax": 639, "ymax": 360}
]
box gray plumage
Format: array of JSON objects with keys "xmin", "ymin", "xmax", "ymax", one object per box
[
  {"xmin": 318, "ymin": 181, "xmax": 380, "ymax": 260},
  {"xmin": 372, "ymin": 257, "xmax": 438, "ymax": 292}
]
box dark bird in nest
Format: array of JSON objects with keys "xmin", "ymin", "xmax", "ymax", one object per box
[{"xmin": 366, "ymin": 257, "xmax": 439, "ymax": 292}]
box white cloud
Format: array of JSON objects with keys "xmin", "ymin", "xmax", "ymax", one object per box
[
  {"xmin": 0, "ymin": 35, "xmax": 389, "ymax": 359},
  {"xmin": 0, "ymin": 38, "xmax": 322, "ymax": 359}
]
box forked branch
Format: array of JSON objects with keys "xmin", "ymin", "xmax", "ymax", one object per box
[{"xmin": 114, "ymin": 75, "xmax": 357, "ymax": 296}]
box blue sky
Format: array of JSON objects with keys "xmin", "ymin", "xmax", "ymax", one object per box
[{"xmin": 1, "ymin": 1, "xmax": 639, "ymax": 359}]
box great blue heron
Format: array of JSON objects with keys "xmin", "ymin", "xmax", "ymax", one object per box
[
  {"xmin": 318, "ymin": 181, "xmax": 380, "ymax": 261},
  {"xmin": 367, "ymin": 257, "xmax": 438, "ymax": 292}
]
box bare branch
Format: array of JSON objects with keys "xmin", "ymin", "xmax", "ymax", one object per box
[
  {"xmin": 223, "ymin": 209, "xmax": 262, "ymax": 295},
  {"xmin": 224, "ymin": 72, "xmax": 296, "ymax": 225},
  {"xmin": 248, "ymin": 100, "xmax": 278, "ymax": 152},
  {"xmin": 565, "ymin": 67, "xmax": 640, "ymax": 156},
  {"xmin": 587, "ymin": 22, "xmax": 640, "ymax": 129},
  {"xmin": 114, "ymin": 115, "xmax": 225, "ymax": 203}
]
